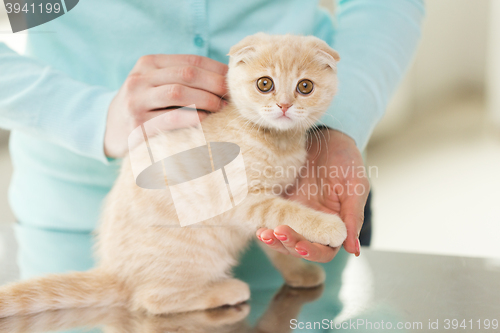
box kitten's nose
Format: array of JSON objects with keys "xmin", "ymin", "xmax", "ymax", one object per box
[{"xmin": 277, "ymin": 103, "xmax": 292, "ymax": 114}]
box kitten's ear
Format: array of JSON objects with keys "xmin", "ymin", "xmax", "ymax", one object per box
[
  {"xmin": 228, "ymin": 45, "xmax": 257, "ymax": 66},
  {"xmin": 228, "ymin": 33, "xmax": 266, "ymax": 65},
  {"xmin": 316, "ymin": 46, "xmax": 340, "ymax": 70}
]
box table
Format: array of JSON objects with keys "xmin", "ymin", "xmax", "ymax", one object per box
[{"xmin": 0, "ymin": 243, "xmax": 499, "ymax": 332}]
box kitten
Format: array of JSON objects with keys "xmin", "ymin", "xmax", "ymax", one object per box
[{"xmin": 0, "ymin": 33, "xmax": 346, "ymax": 317}]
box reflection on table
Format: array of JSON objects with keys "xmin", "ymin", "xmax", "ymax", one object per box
[{"xmin": 0, "ymin": 246, "xmax": 499, "ymax": 333}]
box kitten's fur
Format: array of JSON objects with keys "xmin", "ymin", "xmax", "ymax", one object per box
[{"xmin": 0, "ymin": 33, "xmax": 346, "ymax": 317}]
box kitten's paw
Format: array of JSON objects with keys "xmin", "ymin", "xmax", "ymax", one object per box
[
  {"xmin": 282, "ymin": 262, "xmax": 325, "ymax": 288},
  {"xmin": 302, "ymin": 213, "xmax": 347, "ymax": 247},
  {"xmin": 136, "ymin": 279, "xmax": 250, "ymax": 314},
  {"xmin": 205, "ymin": 278, "xmax": 250, "ymax": 309}
]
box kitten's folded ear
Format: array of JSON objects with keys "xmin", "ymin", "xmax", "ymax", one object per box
[
  {"xmin": 229, "ymin": 45, "xmax": 256, "ymax": 66},
  {"xmin": 315, "ymin": 40, "xmax": 341, "ymax": 70},
  {"xmin": 228, "ymin": 33, "xmax": 268, "ymax": 66}
]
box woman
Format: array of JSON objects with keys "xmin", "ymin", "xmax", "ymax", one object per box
[{"xmin": 0, "ymin": 0, "xmax": 424, "ymax": 278}]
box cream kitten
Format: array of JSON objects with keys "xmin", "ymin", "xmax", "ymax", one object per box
[{"xmin": 0, "ymin": 33, "xmax": 346, "ymax": 317}]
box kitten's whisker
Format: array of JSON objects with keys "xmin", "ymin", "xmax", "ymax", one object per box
[
  {"xmin": 297, "ymin": 117, "xmax": 313, "ymax": 152},
  {"xmin": 218, "ymin": 92, "xmax": 230, "ymax": 104},
  {"xmin": 297, "ymin": 120, "xmax": 312, "ymax": 152},
  {"xmin": 304, "ymin": 123, "xmax": 314, "ymax": 152},
  {"xmin": 316, "ymin": 114, "xmax": 344, "ymax": 138},
  {"xmin": 311, "ymin": 125, "xmax": 323, "ymax": 160},
  {"xmin": 220, "ymin": 116, "xmax": 243, "ymax": 133},
  {"xmin": 314, "ymin": 122, "xmax": 329, "ymax": 158},
  {"xmin": 304, "ymin": 118, "xmax": 324, "ymax": 161},
  {"xmin": 313, "ymin": 122, "xmax": 326, "ymax": 160},
  {"xmin": 255, "ymin": 117, "xmax": 270, "ymax": 144}
]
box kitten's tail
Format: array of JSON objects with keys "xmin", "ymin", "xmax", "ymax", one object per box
[{"xmin": 0, "ymin": 270, "xmax": 128, "ymax": 318}]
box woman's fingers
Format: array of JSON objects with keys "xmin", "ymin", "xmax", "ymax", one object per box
[
  {"xmin": 340, "ymin": 181, "xmax": 369, "ymax": 256},
  {"xmin": 272, "ymin": 225, "xmax": 308, "ymax": 257},
  {"xmin": 147, "ymin": 84, "xmax": 226, "ymax": 113},
  {"xmin": 105, "ymin": 54, "xmax": 228, "ymax": 159},
  {"xmin": 148, "ymin": 66, "xmax": 228, "ymax": 98},
  {"xmin": 152, "ymin": 54, "xmax": 229, "ymax": 75},
  {"xmin": 131, "ymin": 54, "xmax": 228, "ymax": 76},
  {"xmin": 257, "ymin": 229, "xmax": 289, "ymax": 255},
  {"xmin": 256, "ymin": 228, "xmax": 266, "ymax": 239},
  {"xmin": 258, "ymin": 225, "xmax": 307, "ymax": 258},
  {"xmin": 295, "ymin": 241, "xmax": 339, "ymax": 263},
  {"xmin": 125, "ymin": 54, "xmax": 229, "ymax": 128},
  {"xmin": 257, "ymin": 225, "xmax": 339, "ymax": 263}
]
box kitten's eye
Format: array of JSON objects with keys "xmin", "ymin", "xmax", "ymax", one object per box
[
  {"xmin": 297, "ymin": 79, "xmax": 314, "ymax": 95},
  {"xmin": 256, "ymin": 77, "xmax": 274, "ymax": 93}
]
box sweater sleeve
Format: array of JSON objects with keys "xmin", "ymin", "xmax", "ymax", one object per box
[
  {"xmin": 0, "ymin": 42, "xmax": 116, "ymax": 163},
  {"xmin": 320, "ymin": 0, "xmax": 425, "ymax": 150}
]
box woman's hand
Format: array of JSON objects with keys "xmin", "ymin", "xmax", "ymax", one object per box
[
  {"xmin": 256, "ymin": 129, "xmax": 369, "ymax": 262},
  {"xmin": 104, "ymin": 54, "xmax": 229, "ymax": 158}
]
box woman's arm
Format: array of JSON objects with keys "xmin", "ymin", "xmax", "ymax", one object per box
[
  {"xmin": 0, "ymin": 42, "xmax": 115, "ymax": 162},
  {"xmin": 321, "ymin": 0, "xmax": 425, "ymax": 150},
  {"xmin": 0, "ymin": 44, "xmax": 229, "ymax": 161}
]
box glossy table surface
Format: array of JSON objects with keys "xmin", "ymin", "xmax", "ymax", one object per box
[{"xmin": 0, "ymin": 242, "xmax": 499, "ymax": 333}]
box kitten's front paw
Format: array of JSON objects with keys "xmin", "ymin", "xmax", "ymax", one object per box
[{"xmin": 301, "ymin": 213, "xmax": 347, "ymax": 247}]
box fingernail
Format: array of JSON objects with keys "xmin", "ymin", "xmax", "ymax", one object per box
[
  {"xmin": 295, "ymin": 248, "xmax": 308, "ymax": 256},
  {"xmin": 262, "ymin": 238, "xmax": 273, "ymax": 245},
  {"xmin": 274, "ymin": 233, "xmax": 287, "ymax": 241},
  {"xmin": 257, "ymin": 235, "xmax": 262, "ymax": 241},
  {"xmin": 355, "ymin": 239, "xmax": 361, "ymax": 257}
]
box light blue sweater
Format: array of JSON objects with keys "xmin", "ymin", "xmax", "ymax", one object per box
[{"xmin": 0, "ymin": 0, "xmax": 423, "ymax": 249}]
